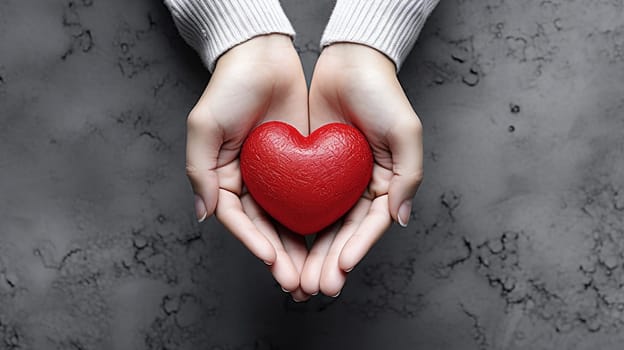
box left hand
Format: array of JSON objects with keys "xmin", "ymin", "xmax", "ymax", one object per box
[
  {"xmin": 300, "ymin": 43, "xmax": 424, "ymax": 297},
  {"xmin": 185, "ymin": 34, "xmax": 310, "ymax": 301}
]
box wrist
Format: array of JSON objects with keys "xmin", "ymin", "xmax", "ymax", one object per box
[
  {"xmin": 216, "ymin": 34, "xmax": 297, "ymax": 71},
  {"xmin": 320, "ymin": 43, "xmax": 397, "ymax": 76}
]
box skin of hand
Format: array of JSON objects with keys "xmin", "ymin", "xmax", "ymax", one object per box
[
  {"xmin": 301, "ymin": 43, "xmax": 424, "ymax": 297},
  {"xmin": 186, "ymin": 34, "xmax": 311, "ymax": 301}
]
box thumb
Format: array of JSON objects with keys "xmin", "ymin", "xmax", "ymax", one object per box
[
  {"xmin": 386, "ymin": 116, "xmax": 424, "ymax": 227},
  {"xmin": 186, "ymin": 110, "xmax": 223, "ymax": 222}
]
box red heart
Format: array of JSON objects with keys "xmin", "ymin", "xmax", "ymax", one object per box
[{"xmin": 240, "ymin": 121, "xmax": 373, "ymax": 235}]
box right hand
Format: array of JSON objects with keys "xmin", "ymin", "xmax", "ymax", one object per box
[
  {"xmin": 186, "ymin": 34, "xmax": 310, "ymax": 301},
  {"xmin": 301, "ymin": 43, "xmax": 424, "ymax": 297}
]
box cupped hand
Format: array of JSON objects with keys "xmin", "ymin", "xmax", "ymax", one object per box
[
  {"xmin": 186, "ymin": 34, "xmax": 310, "ymax": 301},
  {"xmin": 301, "ymin": 43, "xmax": 424, "ymax": 297}
]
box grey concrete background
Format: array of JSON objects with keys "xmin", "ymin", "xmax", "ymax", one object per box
[{"xmin": 1, "ymin": 0, "xmax": 624, "ymax": 349}]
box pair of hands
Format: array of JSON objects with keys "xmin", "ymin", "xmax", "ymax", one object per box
[{"xmin": 186, "ymin": 34, "xmax": 423, "ymax": 301}]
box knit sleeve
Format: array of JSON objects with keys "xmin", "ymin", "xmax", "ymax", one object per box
[
  {"xmin": 320, "ymin": 0, "xmax": 440, "ymax": 72},
  {"xmin": 164, "ymin": 0, "xmax": 295, "ymax": 72}
]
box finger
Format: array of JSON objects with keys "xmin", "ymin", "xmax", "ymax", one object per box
[
  {"xmin": 319, "ymin": 199, "xmax": 370, "ymax": 297},
  {"xmin": 279, "ymin": 229, "xmax": 309, "ymax": 273},
  {"xmin": 387, "ymin": 116, "xmax": 424, "ymax": 227},
  {"xmin": 300, "ymin": 225, "xmax": 338, "ymax": 296},
  {"xmin": 215, "ymin": 190, "xmax": 276, "ymax": 264},
  {"xmin": 240, "ymin": 195, "xmax": 300, "ymax": 292},
  {"xmin": 279, "ymin": 228, "xmax": 311, "ymax": 302},
  {"xmin": 290, "ymin": 290, "xmax": 310, "ymax": 302},
  {"xmin": 267, "ymin": 246, "xmax": 300, "ymax": 295},
  {"xmin": 339, "ymin": 195, "xmax": 392, "ymax": 271},
  {"xmin": 186, "ymin": 109, "xmax": 223, "ymax": 220}
]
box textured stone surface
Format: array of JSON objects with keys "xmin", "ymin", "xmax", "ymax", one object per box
[{"xmin": 1, "ymin": 0, "xmax": 624, "ymax": 349}]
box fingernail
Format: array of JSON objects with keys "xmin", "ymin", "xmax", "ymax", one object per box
[
  {"xmin": 263, "ymin": 260, "xmax": 273, "ymax": 266},
  {"xmin": 311, "ymin": 291, "xmax": 319, "ymax": 296},
  {"xmin": 398, "ymin": 200, "xmax": 412, "ymax": 228},
  {"xmin": 194, "ymin": 194, "xmax": 207, "ymax": 223},
  {"xmin": 281, "ymin": 286, "xmax": 290, "ymax": 293},
  {"xmin": 345, "ymin": 266, "xmax": 354, "ymax": 273},
  {"xmin": 292, "ymin": 296, "xmax": 303, "ymax": 303},
  {"xmin": 331, "ymin": 290, "xmax": 341, "ymax": 298}
]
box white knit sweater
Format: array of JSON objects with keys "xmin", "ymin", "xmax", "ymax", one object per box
[{"xmin": 164, "ymin": 0, "xmax": 440, "ymax": 72}]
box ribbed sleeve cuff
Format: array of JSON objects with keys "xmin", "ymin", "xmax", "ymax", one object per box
[
  {"xmin": 165, "ymin": 0, "xmax": 295, "ymax": 72},
  {"xmin": 321, "ymin": 0, "xmax": 439, "ymax": 71}
]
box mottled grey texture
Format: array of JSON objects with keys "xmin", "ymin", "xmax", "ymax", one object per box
[{"xmin": 1, "ymin": 0, "xmax": 624, "ymax": 349}]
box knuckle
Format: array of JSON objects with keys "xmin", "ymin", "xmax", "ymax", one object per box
[
  {"xmin": 185, "ymin": 163, "xmax": 197, "ymax": 176},
  {"xmin": 186, "ymin": 108, "xmax": 212, "ymax": 131},
  {"xmin": 407, "ymin": 170, "xmax": 424, "ymax": 188},
  {"xmin": 413, "ymin": 117, "xmax": 423, "ymax": 134},
  {"xmin": 390, "ymin": 115, "xmax": 423, "ymax": 140},
  {"xmin": 185, "ymin": 163, "xmax": 203, "ymax": 181},
  {"xmin": 414, "ymin": 171, "xmax": 424, "ymax": 186},
  {"xmin": 403, "ymin": 116, "xmax": 423, "ymax": 135},
  {"xmin": 186, "ymin": 111, "xmax": 201, "ymax": 128}
]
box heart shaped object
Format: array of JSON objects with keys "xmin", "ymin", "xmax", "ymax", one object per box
[{"xmin": 240, "ymin": 121, "xmax": 373, "ymax": 235}]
